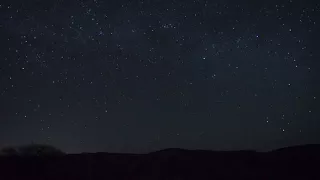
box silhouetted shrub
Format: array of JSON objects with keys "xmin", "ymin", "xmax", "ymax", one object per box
[
  {"xmin": 0, "ymin": 147, "xmax": 18, "ymax": 156},
  {"xmin": 0, "ymin": 144, "xmax": 65, "ymax": 157}
]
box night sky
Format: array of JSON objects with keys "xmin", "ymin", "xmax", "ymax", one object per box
[{"xmin": 0, "ymin": 0, "xmax": 319, "ymax": 154}]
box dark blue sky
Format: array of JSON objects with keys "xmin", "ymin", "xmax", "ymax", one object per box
[{"xmin": 0, "ymin": 0, "xmax": 319, "ymax": 153}]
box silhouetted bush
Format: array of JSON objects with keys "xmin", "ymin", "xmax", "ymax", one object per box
[
  {"xmin": 0, "ymin": 144, "xmax": 65, "ymax": 157},
  {"xmin": 0, "ymin": 147, "xmax": 18, "ymax": 156}
]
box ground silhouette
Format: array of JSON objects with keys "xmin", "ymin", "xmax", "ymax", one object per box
[{"xmin": 0, "ymin": 144, "xmax": 319, "ymax": 179}]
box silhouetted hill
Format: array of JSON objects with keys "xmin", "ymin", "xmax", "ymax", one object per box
[{"xmin": 0, "ymin": 144, "xmax": 320, "ymax": 180}]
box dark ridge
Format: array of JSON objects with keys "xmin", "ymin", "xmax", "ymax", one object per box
[
  {"xmin": 271, "ymin": 144, "xmax": 320, "ymax": 153},
  {"xmin": 0, "ymin": 144, "xmax": 319, "ymax": 180},
  {"xmin": 150, "ymin": 148, "xmax": 188, "ymax": 154}
]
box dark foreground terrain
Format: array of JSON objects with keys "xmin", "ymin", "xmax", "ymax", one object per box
[{"xmin": 0, "ymin": 144, "xmax": 320, "ymax": 180}]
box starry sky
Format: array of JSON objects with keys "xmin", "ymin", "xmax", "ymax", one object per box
[{"xmin": 0, "ymin": 0, "xmax": 319, "ymax": 154}]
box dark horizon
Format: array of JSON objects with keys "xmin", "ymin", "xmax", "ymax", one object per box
[
  {"xmin": 1, "ymin": 142, "xmax": 319, "ymax": 155},
  {"xmin": 1, "ymin": 0, "xmax": 319, "ymax": 154}
]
